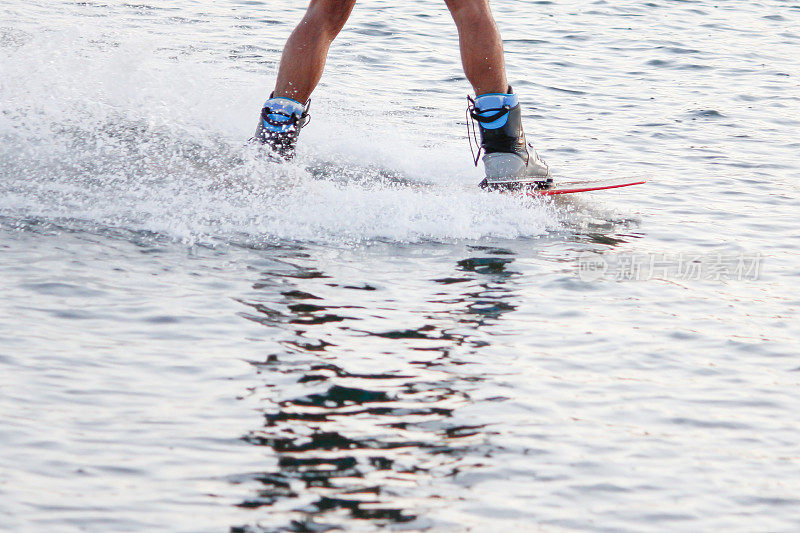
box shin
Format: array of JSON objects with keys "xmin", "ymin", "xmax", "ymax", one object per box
[
  {"xmin": 273, "ymin": 0, "xmax": 357, "ymax": 102},
  {"xmin": 445, "ymin": 0, "xmax": 508, "ymax": 96}
]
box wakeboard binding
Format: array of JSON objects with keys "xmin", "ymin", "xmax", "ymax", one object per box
[
  {"xmin": 253, "ymin": 94, "xmax": 310, "ymax": 161},
  {"xmin": 467, "ymin": 87, "xmax": 551, "ymax": 189}
]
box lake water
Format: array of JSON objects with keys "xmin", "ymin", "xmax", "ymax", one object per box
[{"xmin": 1, "ymin": 1, "xmax": 799, "ymax": 531}]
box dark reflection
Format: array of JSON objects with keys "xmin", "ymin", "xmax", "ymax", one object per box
[
  {"xmin": 232, "ymin": 250, "xmax": 520, "ymax": 532},
  {"xmin": 466, "ymin": 244, "xmax": 515, "ymax": 255},
  {"xmin": 282, "ymin": 290, "xmax": 322, "ymax": 300},
  {"xmin": 563, "ymin": 214, "xmax": 646, "ymax": 250},
  {"xmin": 584, "ymin": 233, "xmax": 628, "ymax": 246},
  {"xmin": 457, "ymin": 256, "xmax": 516, "ymax": 274}
]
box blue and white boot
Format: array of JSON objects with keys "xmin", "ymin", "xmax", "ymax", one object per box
[
  {"xmin": 253, "ymin": 94, "xmax": 310, "ymax": 161},
  {"xmin": 467, "ymin": 87, "xmax": 551, "ymax": 189}
]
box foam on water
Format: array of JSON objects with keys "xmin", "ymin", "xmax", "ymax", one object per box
[{"xmin": 0, "ymin": 26, "xmax": 559, "ymax": 245}]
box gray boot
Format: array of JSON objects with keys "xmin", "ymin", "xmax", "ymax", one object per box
[
  {"xmin": 468, "ymin": 88, "xmax": 550, "ymax": 188},
  {"xmin": 252, "ymin": 95, "xmax": 309, "ymax": 161}
]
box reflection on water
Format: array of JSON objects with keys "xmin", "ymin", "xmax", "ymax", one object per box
[{"xmin": 234, "ymin": 250, "xmax": 520, "ymax": 531}]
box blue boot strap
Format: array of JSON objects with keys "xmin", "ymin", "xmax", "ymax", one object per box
[{"xmin": 472, "ymin": 93, "xmax": 519, "ymax": 129}]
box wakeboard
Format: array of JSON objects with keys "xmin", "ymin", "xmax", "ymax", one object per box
[{"xmin": 480, "ymin": 177, "xmax": 646, "ymax": 196}]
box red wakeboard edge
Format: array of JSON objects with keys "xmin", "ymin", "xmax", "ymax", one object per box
[{"xmin": 531, "ymin": 178, "xmax": 647, "ymax": 196}]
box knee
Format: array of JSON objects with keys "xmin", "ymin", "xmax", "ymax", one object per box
[
  {"xmin": 445, "ymin": 0, "xmax": 491, "ymax": 25},
  {"xmin": 307, "ymin": 0, "xmax": 356, "ymax": 37}
]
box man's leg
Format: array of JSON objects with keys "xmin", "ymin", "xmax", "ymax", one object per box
[
  {"xmin": 445, "ymin": 0, "xmax": 550, "ymax": 185},
  {"xmin": 254, "ymin": 0, "xmax": 355, "ymax": 158},
  {"xmin": 444, "ymin": 0, "xmax": 507, "ymax": 96},
  {"xmin": 273, "ymin": 0, "xmax": 357, "ymax": 102}
]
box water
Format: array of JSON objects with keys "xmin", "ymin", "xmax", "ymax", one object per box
[{"xmin": 1, "ymin": 1, "xmax": 799, "ymax": 531}]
